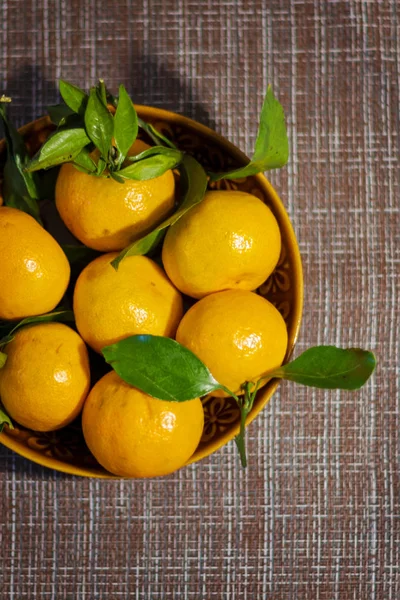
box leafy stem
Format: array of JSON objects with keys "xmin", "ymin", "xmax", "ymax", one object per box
[
  {"xmin": 102, "ymin": 335, "xmax": 376, "ymax": 469},
  {"xmin": 0, "ymin": 99, "xmax": 42, "ymax": 222},
  {"xmin": 25, "ymin": 80, "xmax": 179, "ymax": 181}
]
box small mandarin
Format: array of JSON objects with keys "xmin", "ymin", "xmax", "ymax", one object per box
[
  {"xmin": 82, "ymin": 371, "xmax": 204, "ymax": 478},
  {"xmin": 0, "ymin": 207, "xmax": 70, "ymax": 320},
  {"xmin": 73, "ymin": 254, "xmax": 183, "ymax": 353},
  {"xmin": 0, "ymin": 323, "xmax": 90, "ymax": 431},
  {"xmin": 162, "ymin": 190, "xmax": 281, "ymax": 299},
  {"xmin": 55, "ymin": 140, "xmax": 176, "ymax": 252},
  {"xmin": 176, "ymin": 289, "xmax": 288, "ymax": 397}
]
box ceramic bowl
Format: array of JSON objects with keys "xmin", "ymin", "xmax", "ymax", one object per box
[{"xmin": 0, "ymin": 107, "xmax": 303, "ymax": 477}]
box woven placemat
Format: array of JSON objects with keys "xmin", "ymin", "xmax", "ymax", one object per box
[{"xmin": 1, "ymin": 1, "xmax": 399, "ymax": 598}]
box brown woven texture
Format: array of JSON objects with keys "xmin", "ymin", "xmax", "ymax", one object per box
[{"xmin": 1, "ymin": 1, "xmax": 399, "ymax": 598}]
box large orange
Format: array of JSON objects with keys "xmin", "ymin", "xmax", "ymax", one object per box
[{"xmin": 55, "ymin": 140, "xmax": 176, "ymax": 252}]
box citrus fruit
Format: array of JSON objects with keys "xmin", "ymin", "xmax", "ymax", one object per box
[
  {"xmin": 0, "ymin": 323, "xmax": 90, "ymax": 431},
  {"xmin": 55, "ymin": 140, "xmax": 176, "ymax": 252},
  {"xmin": 162, "ymin": 190, "xmax": 281, "ymax": 299},
  {"xmin": 73, "ymin": 253, "xmax": 183, "ymax": 353},
  {"xmin": 0, "ymin": 207, "xmax": 70, "ymax": 320},
  {"xmin": 176, "ymin": 289, "xmax": 288, "ymax": 397},
  {"xmin": 82, "ymin": 371, "xmax": 204, "ymax": 477}
]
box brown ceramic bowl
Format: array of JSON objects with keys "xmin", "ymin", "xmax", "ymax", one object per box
[{"xmin": 0, "ymin": 107, "xmax": 303, "ymax": 477}]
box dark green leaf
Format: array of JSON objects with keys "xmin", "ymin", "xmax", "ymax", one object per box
[
  {"xmin": 114, "ymin": 84, "xmax": 138, "ymax": 162},
  {"xmin": 209, "ymin": 85, "xmax": 289, "ymax": 181},
  {"xmin": 102, "ymin": 334, "xmax": 222, "ymax": 401},
  {"xmin": 0, "ymin": 310, "xmax": 75, "ymax": 348},
  {"xmin": 72, "ymin": 148, "xmax": 97, "ymax": 173},
  {"xmin": 0, "ymin": 103, "xmax": 41, "ymax": 222},
  {"xmin": 3, "ymin": 160, "xmax": 42, "ymax": 222},
  {"xmin": 48, "ymin": 103, "xmax": 75, "ymax": 126},
  {"xmin": 111, "ymin": 154, "xmax": 207, "ymax": 269},
  {"xmin": 26, "ymin": 127, "xmax": 91, "ymax": 172},
  {"xmin": 118, "ymin": 228, "xmax": 166, "ymax": 259},
  {"xmin": 118, "ymin": 149, "xmax": 182, "ymax": 181},
  {"xmin": 61, "ymin": 245, "xmax": 101, "ymax": 266},
  {"xmin": 125, "ymin": 145, "xmax": 180, "ymax": 163},
  {"xmin": 268, "ymin": 346, "xmax": 376, "ymax": 390},
  {"xmin": 138, "ymin": 117, "xmax": 177, "ymax": 149},
  {"xmin": 0, "ymin": 405, "xmax": 13, "ymax": 432},
  {"xmin": 36, "ymin": 166, "xmax": 61, "ymax": 200},
  {"xmin": 96, "ymin": 156, "xmax": 107, "ymax": 176},
  {"xmin": 59, "ymin": 80, "xmax": 87, "ymax": 114},
  {"xmin": 84, "ymin": 88, "xmax": 114, "ymax": 159},
  {"xmin": 109, "ymin": 171, "xmax": 125, "ymax": 183}
]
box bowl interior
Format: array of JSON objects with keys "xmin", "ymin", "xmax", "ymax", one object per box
[{"xmin": 0, "ymin": 108, "xmax": 303, "ymax": 478}]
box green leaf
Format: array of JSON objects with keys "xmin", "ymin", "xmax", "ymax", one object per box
[
  {"xmin": 138, "ymin": 117, "xmax": 177, "ymax": 149},
  {"xmin": 59, "ymin": 80, "xmax": 87, "ymax": 114},
  {"xmin": 109, "ymin": 171, "xmax": 125, "ymax": 183},
  {"xmin": 0, "ymin": 405, "xmax": 13, "ymax": 433},
  {"xmin": 102, "ymin": 334, "xmax": 222, "ymax": 401},
  {"xmin": 209, "ymin": 85, "xmax": 289, "ymax": 181},
  {"xmin": 0, "ymin": 351, "xmax": 7, "ymax": 368},
  {"xmin": 96, "ymin": 156, "xmax": 107, "ymax": 176},
  {"xmin": 36, "ymin": 166, "xmax": 61, "ymax": 200},
  {"xmin": 114, "ymin": 84, "xmax": 138, "ymax": 162},
  {"xmin": 111, "ymin": 154, "xmax": 207, "ymax": 269},
  {"xmin": 72, "ymin": 148, "xmax": 97, "ymax": 174},
  {"xmin": 26, "ymin": 127, "xmax": 91, "ymax": 172},
  {"xmin": 0, "ymin": 103, "xmax": 41, "ymax": 222},
  {"xmin": 118, "ymin": 149, "xmax": 183, "ymax": 181},
  {"xmin": 48, "ymin": 103, "xmax": 75, "ymax": 126},
  {"xmin": 61, "ymin": 244, "xmax": 101, "ymax": 266},
  {"xmin": 125, "ymin": 145, "xmax": 179, "ymax": 163},
  {"xmin": 84, "ymin": 88, "xmax": 114, "ymax": 159},
  {"xmin": 0, "ymin": 310, "xmax": 75, "ymax": 348},
  {"xmin": 267, "ymin": 346, "xmax": 376, "ymax": 390}
]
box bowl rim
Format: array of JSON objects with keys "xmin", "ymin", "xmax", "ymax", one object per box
[{"xmin": 0, "ymin": 106, "xmax": 303, "ymax": 478}]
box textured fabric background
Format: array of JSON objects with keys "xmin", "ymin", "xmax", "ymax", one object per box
[{"xmin": 0, "ymin": 1, "xmax": 399, "ymax": 598}]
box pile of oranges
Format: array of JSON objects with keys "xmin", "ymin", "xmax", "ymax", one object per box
[{"xmin": 0, "ymin": 135, "xmax": 287, "ymax": 478}]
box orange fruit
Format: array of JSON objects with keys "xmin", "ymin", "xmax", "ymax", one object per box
[
  {"xmin": 82, "ymin": 371, "xmax": 204, "ymax": 477},
  {"xmin": 162, "ymin": 190, "xmax": 281, "ymax": 299},
  {"xmin": 0, "ymin": 207, "xmax": 70, "ymax": 320},
  {"xmin": 55, "ymin": 140, "xmax": 175, "ymax": 251},
  {"xmin": 0, "ymin": 323, "xmax": 90, "ymax": 431},
  {"xmin": 73, "ymin": 253, "xmax": 183, "ymax": 353},
  {"xmin": 176, "ymin": 289, "xmax": 288, "ymax": 397}
]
